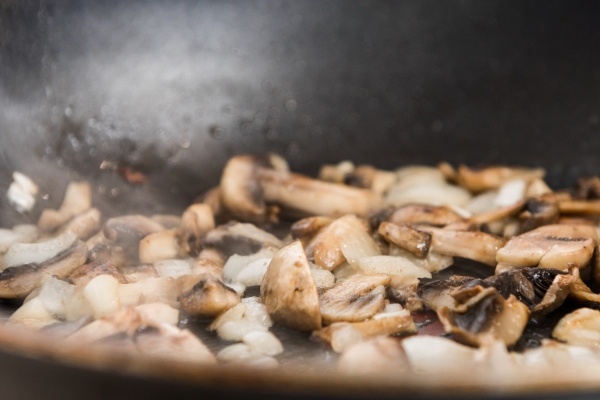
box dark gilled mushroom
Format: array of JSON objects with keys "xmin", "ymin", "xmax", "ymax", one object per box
[
  {"xmin": 456, "ymin": 165, "xmax": 545, "ymax": 193},
  {"xmin": 203, "ymin": 221, "xmax": 282, "ymax": 257},
  {"xmin": 415, "ymin": 226, "xmax": 507, "ymax": 266},
  {"xmin": 179, "ymin": 274, "xmax": 241, "ymax": 318},
  {"xmin": 517, "ymin": 198, "xmax": 560, "ymax": 234},
  {"xmin": 220, "ymin": 155, "xmax": 382, "ymax": 224},
  {"xmin": 496, "ymin": 224, "xmax": 597, "ymax": 270},
  {"xmin": 260, "ymin": 241, "xmax": 321, "ymax": 332},
  {"xmin": 0, "ymin": 240, "xmax": 88, "ymax": 298},
  {"xmin": 320, "ymin": 274, "xmax": 390, "ymax": 324},
  {"xmin": 378, "ymin": 222, "xmax": 431, "ymax": 258}
]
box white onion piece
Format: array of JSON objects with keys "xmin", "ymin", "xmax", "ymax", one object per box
[
  {"xmin": 225, "ymin": 282, "xmax": 246, "ymax": 296},
  {"xmin": 154, "ymin": 259, "xmax": 193, "ymax": 279},
  {"xmin": 227, "ymin": 224, "xmax": 283, "ymax": 248},
  {"xmin": 234, "ymin": 258, "xmax": 271, "ymax": 286},
  {"xmin": 358, "ymin": 255, "xmax": 431, "ymax": 279},
  {"xmin": 37, "ymin": 276, "xmax": 75, "ymax": 318},
  {"xmin": 209, "ymin": 303, "xmax": 247, "ymax": 331},
  {"xmin": 8, "ymin": 297, "xmax": 57, "ymax": 330},
  {"xmin": 2, "ymin": 232, "xmax": 77, "ymax": 270},
  {"xmin": 332, "ymin": 262, "xmax": 360, "ymax": 281},
  {"xmin": 382, "ymin": 303, "xmax": 403, "ymax": 314},
  {"xmin": 135, "ymin": 303, "xmax": 179, "ymax": 326},
  {"xmin": 494, "ymin": 179, "xmax": 526, "ymax": 208},
  {"xmin": 242, "ymin": 297, "xmax": 273, "ymax": 328},
  {"xmin": 386, "ymin": 182, "xmax": 471, "ymax": 207},
  {"xmin": 310, "ymin": 268, "xmax": 335, "ymax": 290},
  {"xmin": 83, "ymin": 275, "xmax": 121, "ymax": 319},
  {"xmin": 373, "ymin": 309, "xmax": 410, "ymax": 320},
  {"xmin": 246, "ymin": 356, "xmax": 279, "ymax": 368},
  {"xmin": 335, "ymin": 222, "xmax": 380, "ymax": 267},
  {"xmin": 242, "ymin": 331, "xmax": 284, "ymax": 356},
  {"xmin": 119, "ymin": 277, "xmax": 178, "ymax": 307},
  {"xmin": 222, "ymin": 247, "xmax": 277, "ymax": 283},
  {"xmin": 401, "ymin": 336, "xmax": 477, "ymax": 374},
  {"xmin": 388, "ymin": 246, "xmax": 453, "ymax": 273},
  {"xmin": 0, "ymin": 225, "xmax": 38, "ymax": 253},
  {"xmin": 464, "ymin": 190, "xmax": 499, "ymax": 214},
  {"xmin": 216, "ymin": 319, "xmax": 268, "ymax": 342},
  {"xmin": 64, "ymin": 289, "xmax": 94, "ymax": 321},
  {"xmin": 217, "ymin": 343, "xmax": 254, "ymax": 362},
  {"xmin": 7, "ymin": 172, "xmax": 39, "ymax": 213},
  {"xmin": 330, "ymin": 323, "xmax": 363, "ymax": 353},
  {"xmin": 139, "ymin": 229, "xmax": 180, "ymax": 264},
  {"xmin": 394, "ymin": 166, "xmax": 445, "ymax": 187}
]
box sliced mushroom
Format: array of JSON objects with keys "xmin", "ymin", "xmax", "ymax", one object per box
[
  {"xmin": 387, "ymin": 204, "xmax": 464, "ymax": 226},
  {"xmin": 496, "ymin": 224, "xmax": 596, "ymax": 270},
  {"xmin": 517, "ymin": 198, "xmax": 560, "ymax": 234},
  {"xmin": 220, "ymin": 155, "xmax": 382, "ymax": 223},
  {"xmin": 68, "ymin": 261, "xmax": 127, "ymax": 287},
  {"xmin": 342, "ymin": 165, "xmax": 396, "ymax": 195},
  {"xmin": 38, "ymin": 182, "xmax": 92, "ymax": 233},
  {"xmin": 0, "ymin": 240, "xmax": 88, "ymax": 299},
  {"xmin": 378, "ymin": 222, "xmax": 431, "ymax": 258},
  {"xmin": 179, "ymin": 274, "xmax": 241, "ymax": 318},
  {"xmin": 103, "ymin": 215, "xmax": 164, "ymax": 262},
  {"xmin": 416, "ymin": 226, "xmax": 506, "ymax": 266},
  {"xmin": 438, "ymin": 291, "xmax": 529, "ymax": 346},
  {"xmin": 558, "ymin": 200, "xmax": 600, "ymax": 215},
  {"xmin": 290, "ymin": 216, "xmax": 334, "ymax": 247},
  {"xmin": 203, "ymin": 222, "xmax": 282, "ymax": 257},
  {"xmin": 0, "ymin": 225, "xmax": 38, "ymax": 254},
  {"xmin": 320, "ymin": 274, "xmax": 390, "ymax": 325},
  {"xmin": 574, "ymin": 177, "xmax": 600, "ymax": 200},
  {"xmin": 178, "ymin": 204, "xmax": 215, "ymax": 255},
  {"xmin": 313, "ymin": 310, "xmax": 415, "ymax": 352},
  {"xmin": 417, "ymin": 276, "xmax": 477, "ymax": 312},
  {"xmin": 456, "ymin": 165, "xmax": 545, "ymax": 193},
  {"xmin": 139, "ymin": 229, "xmax": 181, "ymax": 264},
  {"xmin": 552, "ymin": 308, "xmax": 600, "ymax": 350},
  {"xmin": 59, "ymin": 208, "xmax": 102, "ymax": 241},
  {"xmin": 319, "ymin": 161, "xmax": 356, "ymax": 184},
  {"xmin": 260, "ymin": 241, "xmax": 321, "ymax": 332}
]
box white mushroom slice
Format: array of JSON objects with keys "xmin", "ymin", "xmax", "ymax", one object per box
[
  {"xmin": 496, "ymin": 224, "xmax": 596, "ymax": 270},
  {"xmin": 337, "ymin": 336, "xmax": 409, "ymax": 375},
  {"xmin": 0, "ymin": 240, "xmax": 88, "ymax": 299},
  {"xmin": 59, "ymin": 208, "xmax": 102, "ymax": 241},
  {"xmin": 221, "ymin": 155, "xmax": 382, "ymax": 223},
  {"xmin": 179, "ymin": 203, "xmax": 215, "ymax": 254},
  {"xmin": 260, "ymin": 241, "xmax": 321, "ymax": 332},
  {"xmin": 378, "ymin": 222, "xmax": 431, "ymax": 258},
  {"xmin": 456, "ymin": 165, "xmax": 545, "ymax": 193},
  {"xmin": 0, "ymin": 225, "xmax": 38, "ymax": 253},
  {"xmin": 310, "ymin": 267, "xmax": 335, "ymax": 290},
  {"xmin": 179, "ymin": 274, "xmax": 240, "ymax": 318},
  {"xmin": 118, "ymin": 277, "xmax": 178, "ymax": 307},
  {"xmin": 83, "ymin": 274, "xmax": 121, "ymax": 319},
  {"xmin": 139, "ymin": 229, "xmax": 180, "ymax": 264},
  {"xmin": 154, "ymin": 259, "xmax": 193, "ymax": 279},
  {"xmin": 552, "ymin": 308, "xmax": 600, "ymax": 350},
  {"xmin": 135, "ymin": 324, "xmax": 216, "ymax": 364},
  {"xmin": 416, "ymin": 226, "xmax": 506, "ymax": 266},
  {"xmin": 7, "ymin": 172, "xmax": 39, "ymax": 213},
  {"xmin": 357, "ymin": 256, "xmax": 431, "ymax": 279},
  {"xmin": 38, "ymin": 181, "xmax": 91, "ymax": 232},
  {"xmin": 2, "ymin": 232, "xmax": 77, "ymax": 270},
  {"xmin": 242, "ymin": 331, "xmax": 284, "ymax": 356},
  {"xmin": 320, "ymin": 274, "xmax": 390, "ymax": 325}
]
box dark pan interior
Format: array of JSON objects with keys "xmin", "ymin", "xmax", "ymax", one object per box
[{"xmin": 1, "ymin": 1, "xmax": 600, "ymax": 398}]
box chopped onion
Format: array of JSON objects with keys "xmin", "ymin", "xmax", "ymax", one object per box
[
  {"xmin": 310, "ymin": 267, "xmax": 335, "ymax": 290},
  {"xmin": 8, "ymin": 297, "xmax": 57, "ymax": 330},
  {"xmin": 242, "ymin": 331, "xmax": 284, "ymax": 356},
  {"xmin": 494, "ymin": 179, "xmax": 526, "ymax": 208},
  {"xmin": 358, "ymin": 255, "xmax": 432, "ymax": 279},
  {"xmin": 83, "ymin": 275, "xmax": 121, "ymax": 319},
  {"xmin": 234, "ymin": 258, "xmax": 271, "ymax": 286},
  {"xmin": 154, "ymin": 259, "xmax": 193, "ymax": 279},
  {"xmin": 216, "ymin": 319, "xmax": 268, "ymax": 342},
  {"xmin": 37, "ymin": 276, "xmax": 75, "ymax": 318}
]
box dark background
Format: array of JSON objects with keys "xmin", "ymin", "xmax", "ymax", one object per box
[{"xmin": 1, "ymin": 1, "xmax": 600, "ymax": 398}]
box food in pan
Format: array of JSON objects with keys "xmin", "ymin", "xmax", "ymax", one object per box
[{"xmin": 3, "ymin": 154, "xmax": 600, "ymax": 376}]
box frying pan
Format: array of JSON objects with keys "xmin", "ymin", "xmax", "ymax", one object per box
[{"xmin": 1, "ymin": 0, "xmax": 600, "ymax": 398}]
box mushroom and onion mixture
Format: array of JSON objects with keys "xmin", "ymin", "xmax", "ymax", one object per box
[{"xmin": 4, "ymin": 155, "xmax": 600, "ymax": 376}]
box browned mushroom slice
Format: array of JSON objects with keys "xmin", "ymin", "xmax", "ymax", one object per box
[
  {"xmin": 221, "ymin": 155, "xmax": 381, "ymax": 223},
  {"xmin": 312, "ymin": 310, "xmax": 416, "ymax": 352},
  {"xmin": 68, "ymin": 261, "xmax": 127, "ymax": 287},
  {"xmin": 388, "ymin": 204, "xmax": 464, "ymax": 226},
  {"xmin": 378, "ymin": 222, "xmax": 431, "ymax": 258},
  {"xmin": 438, "ymin": 291, "xmax": 529, "ymax": 346},
  {"xmin": 343, "ymin": 165, "xmax": 396, "ymax": 195},
  {"xmin": 320, "ymin": 274, "xmax": 390, "ymax": 325},
  {"xmin": 38, "ymin": 182, "xmax": 92, "ymax": 233},
  {"xmin": 517, "ymin": 198, "xmax": 560, "ymax": 234},
  {"xmin": 415, "ymin": 226, "xmax": 506, "ymax": 266},
  {"xmin": 0, "ymin": 240, "xmax": 88, "ymax": 299},
  {"xmin": 290, "ymin": 216, "xmax": 334, "ymax": 247},
  {"xmin": 178, "ymin": 204, "xmax": 215, "ymax": 255},
  {"xmin": 496, "ymin": 224, "xmax": 596, "ymax": 270},
  {"xmin": 179, "ymin": 274, "xmax": 240, "ymax": 318},
  {"xmin": 552, "ymin": 308, "xmax": 600, "ymax": 349},
  {"xmin": 59, "ymin": 208, "xmax": 102, "ymax": 241},
  {"xmin": 456, "ymin": 165, "xmax": 545, "ymax": 193},
  {"xmin": 260, "ymin": 241, "xmax": 321, "ymax": 332},
  {"xmin": 558, "ymin": 200, "xmax": 600, "ymax": 215},
  {"xmin": 203, "ymin": 222, "xmax": 282, "ymax": 257},
  {"xmin": 417, "ymin": 275, "xmax": 477, "ymax": 312},
  {"xmin": 574, "ymin": 177, "xmax": 600, "ymax": 200}
]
